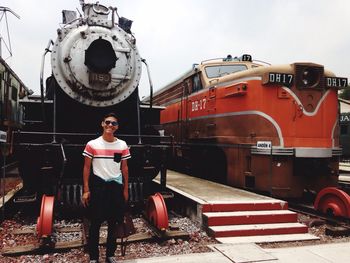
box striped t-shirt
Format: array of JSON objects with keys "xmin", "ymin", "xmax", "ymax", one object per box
[{"xmin": 83, "ymin": 136, "xmax": 131, "ymax": 184}]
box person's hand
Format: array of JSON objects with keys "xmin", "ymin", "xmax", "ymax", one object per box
[{"xmin": 82, "ymin": 191, "xmax": 90, "ymax": 207}]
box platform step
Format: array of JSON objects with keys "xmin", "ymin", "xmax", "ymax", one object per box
[
  {"xmin": 208, "ymin": 222, "xmax": 308, "ymax": 238},
  {"xmin": 202, "ymin": 200, "xmax": 288, "ymax": 213},
  {"xmin": 203, "ymin": 210, "xmax": 298, "ymax": 226},
  {"xmin": 216, "ymin": 233, "xmax": 319, "ymax": 244}
]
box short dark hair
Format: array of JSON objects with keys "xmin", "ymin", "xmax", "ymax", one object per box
[{"xmin": 103, "ymin": 112, "xmax": 118, "ymax": 121}]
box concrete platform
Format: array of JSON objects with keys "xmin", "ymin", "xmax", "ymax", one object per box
[
  {"xmin": 156, "ymin": 170, "xmax": 285, "ymax": 204},
  {"xmin": 154, "ymin": 170, "xmax": 318, "ymax": 242},
  {"xmin": 154, "ymin": 170, "xmax": 288, "ymax": 223},
  {"xmin": 264, "ymin": 242, "xmax": 350, "ymax": 262},
  {"xmin": 122, "ymin": 242, "xmax": 350, "ymax": 263}
]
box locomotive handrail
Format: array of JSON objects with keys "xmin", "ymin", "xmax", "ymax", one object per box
[
  {"xmin": 252, "ymin": 59, "xmax": 271, "ymax": 66},
  {"xmin": 110, "ymin": 6, "xmax": 118, "ymax": 28},
  {"xmin": 12, "ymin": 131, "xmax": 174, "ymax": 146},
  {"xmin": 60, "ymin": 143, "xmax": 67, "ymax": 162},
  {"xmin": 201, "ymin": 57, "xmax": 227, "ymax": 64},
  {"xmin": 141, "ymin": 58, "xmax": 154, "ymax": 109},
  {"xmin": 56, "ymin": 143, "xmax": 68, "ymax": 197},
  {"xmin": 12, "ymin": 144, "xmax": 174, "ymax": 151},
  {"xmin": 14, "ymin": 131, "xmax": 98, "ymax": 136},
  {"xmin": 40, "ymin": 39, "xmax": 54, "ymax": 123},
  {"xmin": 13, "ymin": 130, "xmax": 173, "ymax": 139}
]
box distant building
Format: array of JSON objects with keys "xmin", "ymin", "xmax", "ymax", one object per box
[
  {"xmin": 340, "ymin": 98, "xmax": 350, "ymax": 113},
  {"xmin": 339, "ymin": 99, "xmax": 350, "ymax": 157}
]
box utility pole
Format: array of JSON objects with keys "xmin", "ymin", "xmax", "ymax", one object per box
[{"xmin": 0, "ymin": 7, "xmax": 20, "ymax": 59}]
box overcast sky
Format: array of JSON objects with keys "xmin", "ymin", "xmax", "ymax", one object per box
[{"xmin": 1, "ymin": 0, "xmax": 350, "ymax": 98}]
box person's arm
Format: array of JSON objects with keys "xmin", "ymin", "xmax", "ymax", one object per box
[
  {"xmin": 82, "ymin": 156, "xmax": 92, "ymax": 207},
  {"xmin": 121, "ymin": 159, "xmax": 129, "ymax": 202}
]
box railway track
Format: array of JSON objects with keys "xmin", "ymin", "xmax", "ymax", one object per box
[
  {"xmin": 0, "ymin": 212, "xmax": 190, "ymax": 257},
  {"xmin": 0, "ymin": 162, "xmax": 23, "ymax": 221},
  {"xmin": 288, "ymin": 201, "xmax": 350, "ymax": 237}
]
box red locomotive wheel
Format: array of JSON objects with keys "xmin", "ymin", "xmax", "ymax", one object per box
[
  {"xmin": 314, "ymin": 187, "xmax": 350, "ymax": 218},
  {"xmin": 146, "ymin": 193, "xmax": 168, "ymax": 231},
  {"xmin": 36, "ymin": 195, "xmax": 55, "ymax": 238}
]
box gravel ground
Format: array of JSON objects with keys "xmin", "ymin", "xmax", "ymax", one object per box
[
  {"xmin": 1, "ymin": 211, "xmax": 350, "ymax": 262},
  {"xmin": 0, "ymin": 212, "xmax": 217, "ymax": 263}
]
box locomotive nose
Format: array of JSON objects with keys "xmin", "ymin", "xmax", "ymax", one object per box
[{"xmin": 84, "ymin": 38, "xmax": 117, "ymax": 73}]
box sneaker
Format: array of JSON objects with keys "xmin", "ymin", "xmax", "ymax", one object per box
[{"xmin": 105, "ymin": 257, "xmax": 118, "ymax": 263}]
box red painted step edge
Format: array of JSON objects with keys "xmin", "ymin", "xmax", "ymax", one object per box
[
  {"xmin": 202, "ymin": 202, "xmax": 288, "ymax": 213},
  {"xmin": 204, "ymin": 212, "xmax": 297, "ymax": 226},
  {"xmin": 209, "ymin": 225, "xmax": 308, "ymax": 238}
]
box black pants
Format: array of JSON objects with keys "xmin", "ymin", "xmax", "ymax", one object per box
[{"xmin": 88, "ymin": 175, "xmax": 125, "ymax": 260}]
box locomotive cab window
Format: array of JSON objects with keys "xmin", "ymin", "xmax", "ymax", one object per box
[
  {"xmin": 192, "ymin": 74, "xmax": 203, "ymax": 93},
  {"xmin": 11, "ymin": 86, "xmax": 18, "ymax": 101},
  {"xmin": 183, "ymin": 79, "xmax": 192, "ymax": 95},
  {"xmin": 205, "ymin": 64, "xmax": 247, "ymax": 78}
]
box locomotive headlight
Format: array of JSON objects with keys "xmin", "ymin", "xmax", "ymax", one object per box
[
  {"xmin": 301, "ymin": 68, "xmax": 318, "ymax": 87},
  {"xmin": 295, "ymin": 64, "xmax": 324, "ymax": 89},
  {"xmin": 302, "ymin": 70, "xmax": 309, "ymax": 85}
]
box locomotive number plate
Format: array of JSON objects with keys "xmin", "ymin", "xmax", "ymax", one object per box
[
  {"xmin": 256, "ymin": 141, "xmax": 272, "ymax": 150},
  {"xmin": 325, "ymin": 77, "xmax": 348, "ymax": 88},
  {"xmin": 89, "ymin": 72, "xmax": 111, "ymax": 85},
  {"xmin": 266, "ymin": 73, "xmax": 294, "ymax": 86}
]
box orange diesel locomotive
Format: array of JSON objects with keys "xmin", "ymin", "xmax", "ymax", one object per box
[{"xmin": 149, "ymin": 54, "xmax": 350, "ymax": 217}]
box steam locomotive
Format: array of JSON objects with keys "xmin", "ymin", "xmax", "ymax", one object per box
[
  {"xmin": 148, "ymin": 54, "xmax": 350, "ymax": 218},
  {"xmin": 14, "ymin": 1, "xmax": 170, "ymax": 236}
]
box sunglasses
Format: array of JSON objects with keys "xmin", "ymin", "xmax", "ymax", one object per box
[{"xmin": 104, "ymin": 120, "xmax": 118, "ymax": 126}]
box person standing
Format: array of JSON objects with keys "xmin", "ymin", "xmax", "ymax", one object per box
[{"xmin": 82, "ymin": 113, "xmax": 131, "ymax": 263}]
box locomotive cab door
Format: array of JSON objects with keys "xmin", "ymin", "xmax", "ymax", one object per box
[
  {"xmin": 185, "ymin": 73, "xmax": 206, "ymax": 140},
  {"xmin": 182, "ymin": 78, "xmax": 192, "ymax": 142}
]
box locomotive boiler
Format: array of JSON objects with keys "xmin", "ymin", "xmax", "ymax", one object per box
[
  {"xmin": 14, "ymin": 1, "xmax": 170, "ymax": 236},
  {"xmin": 148, "ymin": 54, "xmax": 350, "ymax": 218}
]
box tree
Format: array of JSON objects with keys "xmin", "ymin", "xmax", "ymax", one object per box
[{"xmin": 339, "ymin": 85, "xmax": 350, "ymax": 100}]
